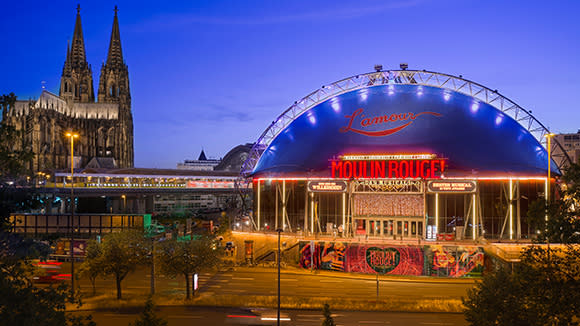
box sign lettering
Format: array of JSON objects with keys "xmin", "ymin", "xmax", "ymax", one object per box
[{"xmin": 331, "ymin": 159, "xmax": 445, "ymax": 179}]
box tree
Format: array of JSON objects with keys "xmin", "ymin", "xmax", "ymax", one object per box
[
  {"xmin": 78, "ymin": 240, "xmax": 103, "ymax": 296},
  {"xmin": 463, "ymin": 245, "xmax": 580, "ymax": 326},
  {"xmin": 155, "ymin": 236, "xmax": 222, "ymax": 300},
  {"xmin": 321, "ymin": 303, "xmax": 335, "ymax": 326},
  {"xmin": 0, "ymin": 231, "xmax": 95, "ymax": 326},
  {"xmin": 129, "ymin": 296, "xmax": 167, "ymax": 326},
  {"xmin": 527, "ymin": 163, "xmax": 580, "ymax": 244},
  {"xmin": 86, "ymin": 231, "xmax": 148, "ymax": 299}
]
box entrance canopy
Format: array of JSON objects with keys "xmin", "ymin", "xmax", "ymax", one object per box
[{"xmin": 244, "ymin": 70, "xmax": 564, "ymax": 178}]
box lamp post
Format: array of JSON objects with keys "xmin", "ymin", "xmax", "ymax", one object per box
[
  {"xmin": 121, "ymin": 194, "xmax": 126, "ymax": 213},
  {"xmin": 66, "ymin": 132, "xmax": 79, "ymax": 295},
  {"xmin": 276, "ymin": 228, "xmax": 282, "ymax": 326},
  {"xmin": 545, "ymin": 133, "xmax": 555, "ymax": 204}
]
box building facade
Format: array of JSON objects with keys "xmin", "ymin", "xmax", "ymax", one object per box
[
  {"xmin": 553, "ymin": 131, "xmax": 580, "ymax": 167},
  {"xmin": 2, "ymin": 6, "xmax": 134, "ymax": 172},
  {"xmin": 243, "ymin": 68, "xmax": 570, "ymax": 241}
]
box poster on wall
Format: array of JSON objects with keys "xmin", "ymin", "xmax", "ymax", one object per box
[
  {"xmin": 424, "ymin": 245, "xmax": 484, "ymax": 277},
  {"xmin": 347, "ymin": 245, "xmax": 424, "ymax": 275},
  {"xmin": 298, "ymin": 241, "xmax": 485, "ymax": 278},
  {"xmin": 299, "ymin": 241, "xmax": 346, "ymax": 272}
]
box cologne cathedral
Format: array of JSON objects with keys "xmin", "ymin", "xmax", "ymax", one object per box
[{"xmin": 2, "ymin": 6, "xmax": 134, "ymax": 172}]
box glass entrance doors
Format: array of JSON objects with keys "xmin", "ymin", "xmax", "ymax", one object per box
[{"xmin": 354, "ymin": 218, "xmax": 424, "ymax": 239}]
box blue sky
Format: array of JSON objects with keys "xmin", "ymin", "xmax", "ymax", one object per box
[{"xmin": 1, "ymin": 0, "xmax": 579, "ymax": 168}]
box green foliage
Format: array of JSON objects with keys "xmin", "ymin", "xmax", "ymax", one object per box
[
  {"xmin": 321, "ymin": 303, "xmax": 335, "ymax": 326},
  {"xmin": 0, "ymin": 231, "xmax": 94, "ymax": 326},
  {"xmin": 527, "ymin": 163, "xmax": 580, "ymax": 244},
  {"xmin": 78, "ymin": 240, "xmax": 103, "ymax": 296},
  {"xmin": 129, "ymin": 296, "xmax": 167, "ymax": 326},
  {"xmin": 84, "ymin": 231, "xmax": 148, "ymax": 299},
  {"xmin": 155, "ymin": 236, "xmax": 222, "ymax": 299},
  {"xmin": 463, "ymin": 245, "xmax": 580, "ymax": 326},
  {"xmin": 216, "ymin": 211, "xmax": 231, "ymax": 235}
]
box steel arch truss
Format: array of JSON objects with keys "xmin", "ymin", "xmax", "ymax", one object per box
[{"xmin": 241, "ymin": 70, "xmax": 571, "ymax": 177}]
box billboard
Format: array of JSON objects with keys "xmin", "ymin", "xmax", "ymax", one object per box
[{"xmin": 298, "ymin": 241, "xmax": 485, "ymax": 278}]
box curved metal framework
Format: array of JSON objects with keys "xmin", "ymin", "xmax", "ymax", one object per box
[{"xmin": 241, "ymin": 69, "xmax": 571, "ymax": 177}]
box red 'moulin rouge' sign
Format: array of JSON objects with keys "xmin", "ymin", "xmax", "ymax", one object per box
[{"xmin": 331, "ymin": 159, "xmax": 446, "ymax": 179}]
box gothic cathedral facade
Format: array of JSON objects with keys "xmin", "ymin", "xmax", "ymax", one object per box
[{"xmin": 3, "ymin": 6, "xmax": 134, "ymax": 172}]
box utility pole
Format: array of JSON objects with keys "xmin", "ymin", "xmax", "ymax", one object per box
[
  {"xmin": 66, "ymin": 132, "xmax": 78, "ymax": 296},
  {"xmin": 276, "ymin": 228, "xmax": 282, "ymax": 326},
  {"xmin": 376, "ymin": 274, "xmax": 379, "ymax": 299}
]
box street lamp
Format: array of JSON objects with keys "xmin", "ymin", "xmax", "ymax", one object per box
[
  {"xmin": 544, "ymin": 133, "xmax": 555, "ymax": 204},
  {"xmin": 66, "ymin": 131, "xmax": 79, "ymax": 295},
  {"xmin": 276, "ymin": 228, "xmax": 282, "ymax": 326},
  {"xmin": 121, "ymin": 194, "xmax": 126, "ymax": 213}
]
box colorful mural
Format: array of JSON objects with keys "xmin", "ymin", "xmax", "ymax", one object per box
[
  {"xmin": 299, "ymin": 241, "xmax": 346, "ymax": 271},
  {"xmin": 298, "ymin": 241, "xmax": 485, "ymax": 278},
  {"xmin": 424, "ymin": 245, "xmax": 484, "ymax": 277},
  {"xmin": 348, "ymin": 245, "xmax": 423, "ymax": 275}
]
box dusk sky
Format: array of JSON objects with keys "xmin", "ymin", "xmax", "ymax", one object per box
[{"xmin": 2, "ymin": 0, "xmax": 579, "ymax": 168}]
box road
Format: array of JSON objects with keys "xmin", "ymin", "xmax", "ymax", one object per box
[
  {"xmin": 80, "ymin": 306, "xmax": 467, "ymax": 326},
  {"xmin": 70, "ymin": 265, "xmax": 474, "ymax": 301}
]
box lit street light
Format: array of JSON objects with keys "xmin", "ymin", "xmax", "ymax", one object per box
[
  {"xmin": 121, "ymin": 194, "xmax": 126, "ymax": 213},
  {"xmin": 544, "ymin": 133, "xmax": 555, "ymax": 204},
  {"xmin": 276, "ymin": 228, "xmax": 282, "ymax": 326},
  {"xmin": 66, "ymin": 131, "xmax": 79, "ymax": 295}
]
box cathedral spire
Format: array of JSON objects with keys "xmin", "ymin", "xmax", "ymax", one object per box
[
  {"xmin": 60, "ymin": 4, "xmax": 94, "ymax": 103},
  {"xmin": 63, "ymin": 40, "xmax": 72, "ymax": 74},
  {"xmin": 105, "ymin": 5, "xmax": 124, "ymax": 67},
  {"xmin": 70, "ymin": 4, "xmax": 87, "ymax": 68}
]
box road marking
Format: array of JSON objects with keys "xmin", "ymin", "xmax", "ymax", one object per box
[
  {"xmin": 168, "ymin": 315, "xmax": 202, "ymax": 319},
  {"xmin": 216, "ymin": 279, "xmax": 229, "ymax": 283},
  {"xmin": 127, "ymin": 286, "xmax": 151, "ymax": 289},
  {"xmin": 359, "ymin": 321, "xmax": 385, "ymax": 324},
  {"xmin": 221, "ymin": 273, "xmax": 234, "ymax": 276},
  {"xmin": 209, "ymin": 285, "xmax": 221, "ymax": 288},
  {"xmin": 232, "ymin": 277, "xmax": 255, "ymax": 280}
]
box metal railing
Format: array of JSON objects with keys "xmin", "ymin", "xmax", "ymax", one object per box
[{"xmin": 241, "ymin": 69, "xmax": 571, "ymax": 177}]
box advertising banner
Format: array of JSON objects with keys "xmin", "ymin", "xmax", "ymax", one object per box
[{"xmin": 298, "ymin": 241, "xmax": 485, "ymax": 278}]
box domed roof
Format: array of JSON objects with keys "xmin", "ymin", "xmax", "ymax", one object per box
[{"xmin": 244, "ymin": 70, "xmax": 565, "ymax": 178}]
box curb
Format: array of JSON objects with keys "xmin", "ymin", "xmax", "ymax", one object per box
[{"xmin": 231, "ymin": 266, "xmax": 479, "ymax": 284}]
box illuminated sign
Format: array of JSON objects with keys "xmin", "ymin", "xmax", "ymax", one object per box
[
  {"xmin": 428, "ymin": 180, "xmax": 477, "ymax": 193},
  {"xmin": 354, "ymin": 179, "xmax": 423, "ymax": 193},
  {"xmin": 339, "ymin": 108, "xmax": 442, "ymax": 137},
  {"xmin": 308, "ymin": 180, "xmax": 347, "ymax": 192},
  {"xmin": 186, "ymin": 181, "xmax": 235, "ymax": 189},
  {"xmin": 331, "ymin": 159, "xmax": 446, "ymax": 179},
  {"xmin": 341, "ymin": 154, "xmax": 436, "ymax": 160}
]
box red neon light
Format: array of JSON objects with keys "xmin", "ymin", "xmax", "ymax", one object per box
[
  {"xmin": 331, "ymin": 159, "xmax": 446, "ymax": 179},
  {"xmin": 339, "ymin": 108, "xmax": 442, "ymax": 137}
]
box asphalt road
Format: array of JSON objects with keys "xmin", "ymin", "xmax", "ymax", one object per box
[
  {"xmin": 69, "ymin": 265, "xmax": 474, "ymax": 301},
  {"xmin": 81, "ymin": 306, "xmax": 468, "ymax": 326}
]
